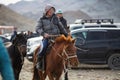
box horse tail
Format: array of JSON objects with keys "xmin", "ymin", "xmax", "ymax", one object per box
[{"xmin": 32, "ymin": 46, "xmax": 40, "ymax": 80}]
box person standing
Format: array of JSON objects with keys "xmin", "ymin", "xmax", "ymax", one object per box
[
  {"xmin": 10, "ymin": 27, "xmax": 17, "ymax": 42},
  {"xmin": 36, "ymin": 4, "xmax": 68, "ymax": 69},
  {"xmin": 56, "ymin": 9, "xmax": 69, "ymax": 32}
]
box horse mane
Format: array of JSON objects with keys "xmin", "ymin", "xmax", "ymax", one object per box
[
  {"xmin": 55, "ymin": 35, "xmax": 67, "ymax": 43},
  {"xmin": 12, "ymin": 33, "xmax": 27, "ymax": 45},
  {"xmin": 55, "ymin": 35, "xmax": 76, "ymax": 44},
  {"xmin": 16, "ymin": 33, "xmax": 26, "ymax": 40},
  {"xmin": 67, "ymin": 35, "xmax": 72, "ymax": 42}
]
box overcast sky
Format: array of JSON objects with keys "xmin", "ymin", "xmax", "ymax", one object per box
[{"xmin": 1, "ymin": 0, "xmax": 33, "ymax": 5}]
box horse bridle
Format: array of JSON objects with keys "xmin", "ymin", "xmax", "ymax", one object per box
[
  {"xmin": 55, "ymin": 47, "xmax": 77, "ymax": 74},
  {"xmin": 62, "ymin": 49, "xmax": 77, "ymax": 60},
  {"xmin": 52, "ymin": 46, "xmax": 77, "ymax": 70},
  {"xmin": 52, "ymin": 46, "xmax": 77, "ymax": 60}
]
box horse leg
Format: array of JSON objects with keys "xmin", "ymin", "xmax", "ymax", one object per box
[
  {"xmin": 47, "ymin": 72, "xmax": 54, "ymax": 80},
  {"xmin": 14, "ymin": 69, "xmax": 20, "ymax": 80},
  {"xmin": 64, "ymin": 64, "xmax": 69, "ymax": 80},
  {"xmin": 64, "ymin": 72, "xmax": 68, "ymax": 80},
  {"xmin": 55, "ymin": 74, "xmax": 62, "ymax": 80},
  {"xmin": 55, "ymin": 71, "xmax": 63, "ymax": 80},
  {"xmin": 38, "ymin": 71, "xmax": 44, "ymax": 80},
  {"xmin": 14, "ymin": 71, "xmax": 18, "ymax": 80},
  {"xmin": 32, "ymin": 66, "xmax": 40, "ymax": 80},
  {"xmin": 14, "ymin": 65, "xmax": 22, "ymax": 80},
  {"xmin": 43, "ymin": 71, "xmax": 47, "ymax": 79}
]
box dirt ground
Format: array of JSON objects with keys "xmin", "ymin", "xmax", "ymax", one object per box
[{"xmin": 18, "ymin": 58, "xmax": 120, "ymax": 80}]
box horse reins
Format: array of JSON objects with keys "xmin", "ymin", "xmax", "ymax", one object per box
[
  {"xmin": 52, "ymin": 46, "xmax": 77, "ymax": 74},
  {"xmin": 62, "ymin": 49, "xmax": 77, "ymax": 74},
  {"xmin": 52, "ymin": 46, "xmax": 77, "ymax": 60}
]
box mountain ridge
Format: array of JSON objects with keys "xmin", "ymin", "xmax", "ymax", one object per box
[
  {"xmin": 0, "ymin": 4, "xmax": 36, "ymax": 31},
  {"xmin": 8, "ymin": 0, "xmax": 120, "ymax": 23}
]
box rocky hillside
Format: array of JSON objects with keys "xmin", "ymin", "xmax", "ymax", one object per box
[
  {"xmin": 0, "ymin": 4, "xmax": 36, "ymax": 31},
  {"xmin": 8, "ymin": 0, "xmax": 91, "ymax": 23},
  {"xmin": 8, "ymin": 0, "xmax": 120, "ymax": 23}
]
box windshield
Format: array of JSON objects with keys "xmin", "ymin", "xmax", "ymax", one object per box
[
  {"xmin": 70, "ymin": 26, "xmax": 82, "ymax": 31},
  {"xmin": 27, "ymin": 39, "xmax": 40, "ymax": 46}
]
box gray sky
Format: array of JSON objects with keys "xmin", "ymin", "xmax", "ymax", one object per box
[{"xmin": 0, "ymin": 0, "xmax": 33, "ymax": 5}]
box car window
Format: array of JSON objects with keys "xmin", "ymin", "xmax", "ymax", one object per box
[
  {"xmin": 85, "ymin": 26, "xmax": 99, "ymax": 28},
  {"xmin": 71, "ymin": 31, "xmax": 86, "ymax": 45},
  {"xmin": 107, "ymin": 30, "xmax": 120, "ymax": 39},
  {"xmin": 27, "ymin": 40, "xmax": 38, "ymax": 46},
  {"xmin": 82, "ymin": 32, "xmax": 87, "ymax": 39},
  {"xmin": 86, "ymin": 31, "xmax": 106, "ymax": 41},
  {"xmin": 71, "ymin": 31, "xmax": 87, "ymax": 39},
  {"xmin": 101, "ymin": 25, "xmax": 117, "ymax": 28}
]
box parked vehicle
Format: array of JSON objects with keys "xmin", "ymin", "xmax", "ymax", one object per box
[
  {"xmin": 0, "ymin": 35, "xmax": 10, "ymax": 43},
  {"xmin": 71, "ymin": 19, "xmax": 120, "ymax": 70},
  {"xmin": 69, "ymin": 19, "xmax": 117, "ymax": 32},
  {"xmin": 26, "ymin": 36, "xmax": 43, "ymax": 62}
]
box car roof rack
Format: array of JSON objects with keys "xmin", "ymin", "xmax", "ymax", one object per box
[{"xmin": 81, "ymin": 19, "xmax": 114, "ymax": 24}]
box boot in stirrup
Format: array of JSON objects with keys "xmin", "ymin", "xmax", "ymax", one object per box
[{"xmin": 36, "ymin": 56, "xmax": 42, "ymax": 70}]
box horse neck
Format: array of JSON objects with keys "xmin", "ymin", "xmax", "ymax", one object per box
[
  {"xmin": 7, "ymin": 44, "xmax": 21, "ymax": 63},
  {"xmin": 50, "ymin": 42, "xmax": 67, "ymax": 61},
  {"xmin": 12, "ymin": 44, "xmax": 21, "ymax": 56}
]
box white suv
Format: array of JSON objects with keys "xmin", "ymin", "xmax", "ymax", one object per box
[{"xmin": 69, "ymin": 19, "xmax": 117, "ymax": 32}]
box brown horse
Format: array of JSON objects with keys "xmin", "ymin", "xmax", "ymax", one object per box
[{"xmin": 33, "ymin": 35, "xmax": 79, "ymax": 80}]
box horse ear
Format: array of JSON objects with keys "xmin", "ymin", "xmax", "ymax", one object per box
[
  {"xmin": 61, "ymin": 34, "xmax": 67, "ymax": 40},
  {"xmin": 67, "ymin": 35, "xmax": 73, "ymax": 42},
  {"xmin": 67, "ymin": 35, "xmax": 71, "ymax": 42},
  {"xmin": 55, "ymin": 34, "xmax": 67, "ymax": 42},
  {"xmin": 72, "ymin": 39, "xmax": 76, "ymax": 43}
]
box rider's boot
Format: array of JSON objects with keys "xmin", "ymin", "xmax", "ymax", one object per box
[{"xmin": 36, "ymin": 56, "xmax": 43, "ymax": 70}]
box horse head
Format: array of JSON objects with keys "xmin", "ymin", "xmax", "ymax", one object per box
[
  {"xmin": 54, "ymin": 35, "xmax": 79, "ymax": 67},
  {"xmin": 12, "ymin": 33, "xmax": 27, "ymax": 57},
  {"xmin": 65, "ymin": 35, "xmax": 79, "ymax": 67}
]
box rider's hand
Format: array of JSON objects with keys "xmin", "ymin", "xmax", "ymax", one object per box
[{"xmin": 44, "ymin": 33, "xmax": 49, "ymax": 38}]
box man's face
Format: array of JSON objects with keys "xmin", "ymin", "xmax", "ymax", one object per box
[
  {"xmin": 47, "ymin": 8, "xmax": 55, "ymax": 17},
  {"xmin": 56, "ymin": 13, "xmax": 63, "ymax": 18}
]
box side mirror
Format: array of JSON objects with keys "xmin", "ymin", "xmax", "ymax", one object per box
[{"xmin": 75, "ymin": 37, "xmax": 85, "ymax": 45}]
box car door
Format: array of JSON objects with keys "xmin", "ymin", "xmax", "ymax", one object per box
[
  {"xmin": 72, "ymin": 31, "xmax": 88, "ymax": 61},
  {"xmin": 84, "ymin": 30, "xmax": 109, "ymax": 62}
]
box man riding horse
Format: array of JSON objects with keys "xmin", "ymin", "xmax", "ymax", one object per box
[{"xmin": 36, "ymin": 4, "xmax": 68, "ymax": 70}]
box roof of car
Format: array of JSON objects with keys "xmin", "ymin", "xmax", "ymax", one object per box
[
  {"xmin": 71, "ymin": 27, "xmax": 120, "ymax": 33},
  {"xmin": 70, "ymin": 23, "xmax": 118, "ymax": 26}
]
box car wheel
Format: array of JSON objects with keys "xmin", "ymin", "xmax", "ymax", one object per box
[{"xmin": 108, "ymin": 53, "xmax": 120, "ymax": 70}]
